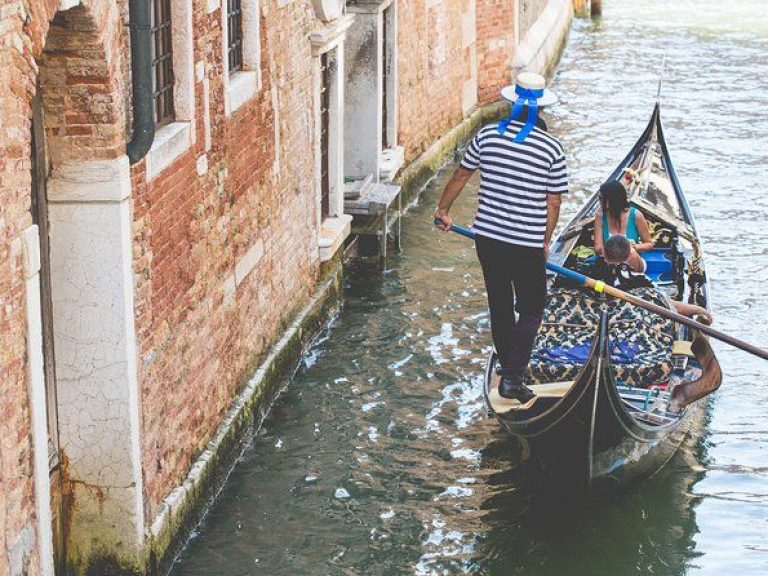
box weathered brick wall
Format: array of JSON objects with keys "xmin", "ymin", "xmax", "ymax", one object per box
[
  {"xmin": 1, "ymin": 0, "xmax": 323, "ymax": 566},
  {"xmin": 0, "ymin": 255, "xmax": 39, "ymax": 576},
  {"xmin": 132, "ymin": 0, "xmax": 321, "ymax": 516},
  {"xmin": 476, "ymin": 0, "xmax": 516, "ymax": 105},
  {"xmin": 398, "ymin": 0, "xmax": 477, "ymax": 163}
]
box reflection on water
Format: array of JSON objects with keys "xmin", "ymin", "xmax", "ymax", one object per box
[{"xmin": 173, "ymin": 1, "xmax": 768, "ymax": 574}]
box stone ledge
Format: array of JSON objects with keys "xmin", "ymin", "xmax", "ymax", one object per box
[
  {"xmin": 146, "ymin": 122, "xmax": 193, "ymax": 182},
  {"xmin": 310, "ymin": 13, "xmax": 354, "ymax": 55},
  {"xmin": 47, "ymin": 156, "xmax": 132, "ymax": 203},
  {"xmin": 147, "ymin": 265, "xmax": 343, "ymax": 575},
  {"xmin": 380, "ymin": 146, "xmax": 404, "ymax": 182},
  {"xmin": 227, "ymin": 70, "xmax": 259, "ymax": 116},
  {"xmin": 319, "ymin": 215, "xmax": 353, "ymax": 262}
]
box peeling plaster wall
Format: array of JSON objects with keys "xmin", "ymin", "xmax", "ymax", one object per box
[
  {"xmin": 47, "ymin": 157, "xmax": 145, "ymax": 567},
  {"xmin": 344, "ymin": 7, "xmax": 382, "ymax": 179},
  {"xmin": 2, "ymin": 0, "xmax": 145, "ymax": 572}
]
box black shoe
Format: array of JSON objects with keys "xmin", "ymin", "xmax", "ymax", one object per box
[{"xmin": 498, "ymin": 376, "xmax": 535, "ymax": 403}]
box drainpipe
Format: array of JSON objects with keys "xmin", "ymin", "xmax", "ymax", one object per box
[{"xmin": 127, "ymin": 0, "xmax": 155, "ymax": 163}]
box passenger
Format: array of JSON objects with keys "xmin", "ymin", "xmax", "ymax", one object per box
[
  {"xmin": 603, "ymin": 234, "xmax": 713, "ymax": 323},
  {"xmin": 594, "ymin": 180, "xmax": 654, "ymax": 256}
]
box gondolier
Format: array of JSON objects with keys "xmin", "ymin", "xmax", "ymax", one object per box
[{"xmin": 434, "ymin": 72, "xmax": 568, "ymax": 403}]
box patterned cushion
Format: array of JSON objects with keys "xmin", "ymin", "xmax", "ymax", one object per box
[
  {"xmin": 527, "ymin": 287, "xmax": 674, "ymax": 388},
  {"xmin": 541, "ymin": 288, "xmax": 601, "ymax": 327}
]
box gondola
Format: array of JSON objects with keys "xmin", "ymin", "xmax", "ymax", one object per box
[{"xmin": 483, "ymin": 103, "xmax": 722, "ymax": 492}]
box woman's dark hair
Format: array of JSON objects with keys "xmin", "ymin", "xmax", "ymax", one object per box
[{"xmin": 599, "ymin": 180, "xmax": 630, "ymax": 225}]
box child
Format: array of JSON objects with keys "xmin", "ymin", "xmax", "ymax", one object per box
[{"xmin": 603, "ymin": 234, "xmax": 713, "ymax": 323}]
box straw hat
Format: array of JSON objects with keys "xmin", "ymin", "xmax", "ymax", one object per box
[{"xmin": 501, "ymin": 72, "xmax": 558, "ymax": 107}]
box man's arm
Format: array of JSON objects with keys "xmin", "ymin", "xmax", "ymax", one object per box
[
  {"xmin": 544, "ymin": 193, "xmax": 563, "ymax": 258},
  {"xmin": 434, "ymin": 166, "xmax": 474, "ymax": 231}
]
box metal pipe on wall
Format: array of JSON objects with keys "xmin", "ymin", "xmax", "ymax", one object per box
[{"xmin": 127, "ymin": 0, "xmax": 155, "ymax": 163}]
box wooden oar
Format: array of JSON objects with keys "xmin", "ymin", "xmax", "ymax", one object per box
[{"xmin": 437, "ymin": 220, "xmax": 768, "ymax": 361}]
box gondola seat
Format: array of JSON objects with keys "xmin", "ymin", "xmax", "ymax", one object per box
[{"xmin": 527, "ymin": 287, "xmax": 675, "ymax": 388}]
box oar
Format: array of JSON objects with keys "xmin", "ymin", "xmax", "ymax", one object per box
[{"xmin": 436, "ymin": 220, "xmax": 768, "ymax": 361}]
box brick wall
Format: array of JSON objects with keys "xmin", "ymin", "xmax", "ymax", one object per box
[
  {"xmin": 477, "ymin": 0, "xmax": 516, "ymax": 105},
  {"xmin": 397, "ymin": 0, "xmax": 476, "ymax": 163},
  {"xmin": 1, "ymin": 0, "xmax": 323, "ymax": 568},
  {"xmin": 132, "ymin": 0, "xmax": 320, "ymax": 516}
]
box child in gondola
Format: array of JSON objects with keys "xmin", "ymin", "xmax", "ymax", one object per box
[{"xmin": 603, "ymin": 234, "xmax": 713, "ymax": 323}]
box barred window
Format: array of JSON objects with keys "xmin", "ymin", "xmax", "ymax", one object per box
[
  {"xmin": 381, "ymin": 9, "xmax": 389, "ymax": 150},
  {"xmin": 151, "ymin": 0, "xmax": 175, "ymax": 127},
  {"xmin": 227, "ymin": 0, "xmax": 244, "ymax": 73},
  {"xmin": 320, "ymin": 51, "xmax": 331, "ymax": 219}
]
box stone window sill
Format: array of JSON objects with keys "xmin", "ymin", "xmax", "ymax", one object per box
[
  {"xmin": 380, "ymin": 145, "xmax": 404, "ymax": 182},
  {"xmin": 227, "ymin": 70, "xmax": 259, "ymax": 116},
  {"xmin": 146, "ymin": 122, "xmax": 193, "ymax": 181},
  {"xmin": 310, "ymin": 13, "xmax": 354, "ymax": 55},
  {"xmin": 318, "ymin": 215, "xmax": 352, "ymax": 262}
]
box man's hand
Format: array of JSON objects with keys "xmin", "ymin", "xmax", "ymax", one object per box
[
  {"xmin": 434, "ymin": 209, "xmax": 453, "ymax": 232},
  {"xmin": 544, "ymin": 242, "xmax": 550, "ymax": 261},
  {"xmin": 434, "ymin": 167, "xmax": 473, "ymax": 232}
]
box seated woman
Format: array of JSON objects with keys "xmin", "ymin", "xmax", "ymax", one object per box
[
  {"xmin": 604, "ymin": 235, "xmax": 713, "ymax": 323},
  {"xmin": 594, "ymin": 180, "xmax": 654, "ymax": 256}
]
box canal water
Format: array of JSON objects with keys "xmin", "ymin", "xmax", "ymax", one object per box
[{"xmin": 173, "ymin": 1, "xmax": 768, "ymax": 574}]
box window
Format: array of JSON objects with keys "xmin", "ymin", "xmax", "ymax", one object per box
[
  {"xmin": 144, "ymin": 0, "xmax": 194, "ymax": 181},
  {"xmin": 381, "ymin": 9, "xmax": 389, "ymax": 150},
  {"xmin": 223, "ymin": 0, "xmax": 262, "ymax": 116},
  {"xmin": 227, "ymin": 0, "xmax": 244, "ymax": 73},
  {"xmin": 320, "ymin": 51, "xmax": 331, "ymax": 219},
  {"xmin": 151, "ymin": 0, "xmax": 175, "ymax": 126}
]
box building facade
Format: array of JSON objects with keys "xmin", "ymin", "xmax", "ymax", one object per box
[{"xmin": 0, "ymin": 0, "xmax": 572, "ymax": 573}]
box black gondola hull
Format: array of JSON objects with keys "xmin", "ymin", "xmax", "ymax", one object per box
[
  {"xmin": 486, "ymin": 316, "xmax": 697, "ymax": 492},
  {"xmin": 483, "ymin": 104, "xmax": 721, "ymax": 492}
]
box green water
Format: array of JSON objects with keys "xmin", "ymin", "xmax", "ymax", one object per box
[{"xmin": 172, "ymin": 2, "xmax": 768, "ymax": 574}]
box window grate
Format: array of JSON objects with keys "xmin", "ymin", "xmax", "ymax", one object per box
[
  {"xmin": 320, "ymin": 52, "xmax": 331, "ymax": 220},
  {"xmin": 151, "ymin": 0, "xmax": 175, "ymax": 127},
  {"xmin": 381, "ymin": 10, "xmax": 389, "ymax": 150},
  {"xmin": 228, "ymin": 0, "xmax": 244, "ymax": 73}
]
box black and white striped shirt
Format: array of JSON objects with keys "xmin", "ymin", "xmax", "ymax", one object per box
[{"xmin": 460, "ymin": 121, "xmax": 568, "ymax": 248}]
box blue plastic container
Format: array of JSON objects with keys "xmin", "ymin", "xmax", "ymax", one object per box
[{"xmin": 641, "ymin": 249, "xmax": 674, "ymax": 283}]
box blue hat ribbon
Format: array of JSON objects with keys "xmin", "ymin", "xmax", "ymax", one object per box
[{"xmin": 497, "ymin": 85, "xmax": 544, "ymax": 142}]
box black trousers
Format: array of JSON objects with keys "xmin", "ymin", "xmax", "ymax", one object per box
[{"xmin": 475, "ymin": 235, "xmax": 547, "ymax": 380}]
